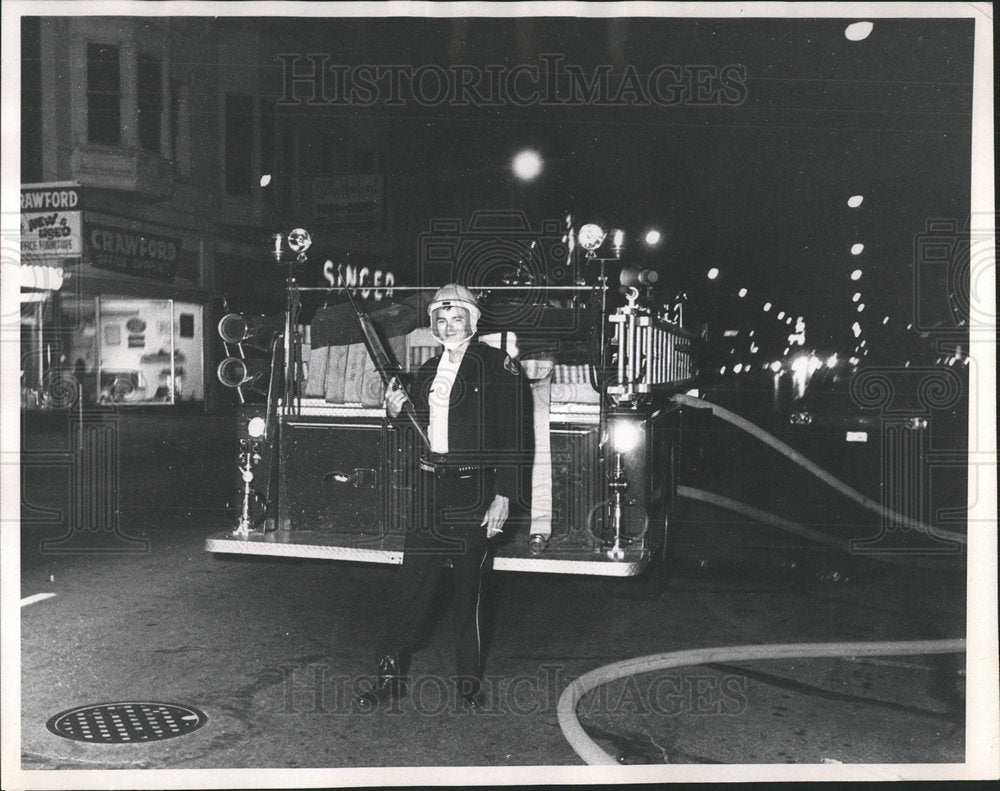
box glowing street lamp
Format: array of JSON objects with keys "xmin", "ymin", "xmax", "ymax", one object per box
[
  {"xmin": 511, "ymin": 149, "xmax": 543, "ymax": 181},
  {"xmin": 845, "ymin": 21, "xmax": 874, "ymax": 41}
]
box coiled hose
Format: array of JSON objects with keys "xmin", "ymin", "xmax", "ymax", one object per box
[{"xmin": 558, "ymin": 638, "xmax": 966, "ymax": 765}]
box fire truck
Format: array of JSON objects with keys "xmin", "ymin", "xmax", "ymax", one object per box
[{"xmin": 205, "ymin": 218, "xmax": 697, "ymax": 581}]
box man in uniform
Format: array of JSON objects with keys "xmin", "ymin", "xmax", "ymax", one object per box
[{"xmin": 356, "ymin": 284, "xmax": 530, "ymax": 712}]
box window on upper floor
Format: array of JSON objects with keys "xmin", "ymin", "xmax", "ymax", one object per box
[
  {"xmin": 137, "ymin": 52, "xmax": 162, "ymax": 152},
  {"xmin": 87, "ymin": 43, "xmax": 121, "ymax": 145}
]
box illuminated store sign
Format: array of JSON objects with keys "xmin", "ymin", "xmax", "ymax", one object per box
[
  {"xmin": 20, "ymin": 182, "xmax": 83, "ymax": 260},
  {"xmin": 87, "ymin": 224, "xmax": 180, "ymax": 282}
]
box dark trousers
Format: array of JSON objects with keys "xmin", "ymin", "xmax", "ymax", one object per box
[{"xmin": 380, "ymin": 469, "xmax": 491, "ymax": 682}]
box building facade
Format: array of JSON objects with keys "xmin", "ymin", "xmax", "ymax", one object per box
[{"xmin": 20, "ymin": 16, "xmax": 294, "ymax": 411}]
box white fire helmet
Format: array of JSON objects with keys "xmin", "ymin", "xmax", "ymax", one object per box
[{"xmin": 427, "ymin": 283, "xmax": 481, "ymax": 336}]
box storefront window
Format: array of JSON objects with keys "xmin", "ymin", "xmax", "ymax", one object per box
[
  {"xmin": 26, "ymin": 294, "xmax": 205, "ymax": 409},
  {"xmin": 96, "ymin": 298, "xmax": 203, "ymax": 404}
]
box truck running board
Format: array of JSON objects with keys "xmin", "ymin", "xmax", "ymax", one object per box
[{"xmin": 204, "ymin": 529, "xmax": 648, "ymax": 576}]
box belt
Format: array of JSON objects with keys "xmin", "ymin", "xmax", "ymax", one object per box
[{"xmin": 419, "ymin": 455, "xmax": 485, "ymax": 479}]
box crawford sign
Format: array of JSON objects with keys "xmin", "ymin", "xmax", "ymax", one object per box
[
  {"xmin": 21, "ymin": 182, "xmax": 83, "ymax": 260},
  {"xmin": 87, "ymin": 224, "xmax": 180, "ymax": 282}
]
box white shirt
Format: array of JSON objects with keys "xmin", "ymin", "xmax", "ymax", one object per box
[{"xmin": 428, "ymin": 341, "xmax": 469, "ymax": 453}]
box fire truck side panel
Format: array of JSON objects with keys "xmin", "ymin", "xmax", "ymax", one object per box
[
  {"xmin": 277, "ymin": 416, "xmax": 392, "ymax": 537},
  {"xmin": 548, "ymin": 424, "xmax": 602, "ymax": 549}
]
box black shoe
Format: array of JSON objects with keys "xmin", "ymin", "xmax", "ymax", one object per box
[{"xmin": 355, "ymin": 654, "xmax": 407, "ymax": 712}]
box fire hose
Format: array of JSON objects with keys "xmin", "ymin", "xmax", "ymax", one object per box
[
  {"xmin": 557, "ymin": 638, "xmax": 966, "ymax": 765},
  {"xmin": 670, "ymin": 393, "xmax": 967, "ymax": 547},
  {"xmin": 558, "ymin": 395, "xmax": 969, "ymax": 763}
]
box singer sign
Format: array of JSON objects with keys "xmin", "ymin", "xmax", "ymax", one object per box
[{"xmin": 21, "ymin": 182, "xmax": 83, "ymax": 260}]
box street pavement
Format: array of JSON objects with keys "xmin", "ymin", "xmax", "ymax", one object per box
[{"xmin": 15, "ymin": 409, "xmax": 967, "ymax": 778}]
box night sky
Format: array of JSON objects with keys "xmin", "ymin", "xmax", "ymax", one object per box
[{"xmin": 236, "ymin": 14, "xmax": 975, "ymax": 363}]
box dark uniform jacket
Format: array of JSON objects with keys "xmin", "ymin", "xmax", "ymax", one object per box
[{"xmin": 408, "ymin": 341, "xmax": 531, "ymax": 502}]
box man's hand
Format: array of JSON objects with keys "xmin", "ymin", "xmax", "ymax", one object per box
[
  {"xmin": 481, "ymin": 494, "xmax": 509, "ymax": 538},
  {"xmin": 384, "ymin": 379, "xmax": 410, "ymax": 418}
]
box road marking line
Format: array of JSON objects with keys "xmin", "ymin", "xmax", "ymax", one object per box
[{"xmin": 21, "ymin": 593, "xmax": 57, "ymax": 607}]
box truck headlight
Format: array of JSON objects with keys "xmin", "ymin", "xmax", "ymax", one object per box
[
  {"xmin": 217, "ymin": 357, "xmax": 252, "ymax": 387},
  {"xmin": 218, "ymin": 312, "xmax": 283, "ymax": 350},
  {"xmin": 247, "ymin": 416, "xmax": 267, "ymax": 438},
  {"xmin": 218, "ymin": 313, "xmax": 255, "ymax": 344},
  {"xmin": 611, "ymin": 420, "xmax": 642, "ymax": 454}
]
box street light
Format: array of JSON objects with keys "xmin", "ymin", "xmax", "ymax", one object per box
[
  {"xmin": 511, "ymin": 149, "xmax": 543, "ymax": 181},
  {"xmin": 845, "ymin": 21, "xmax": 874, "ymax": 41}
]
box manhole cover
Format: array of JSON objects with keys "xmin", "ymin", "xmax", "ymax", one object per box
[{"xmin": 46, "ymin": 702, "xmax": 207, "ymax": 743}]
